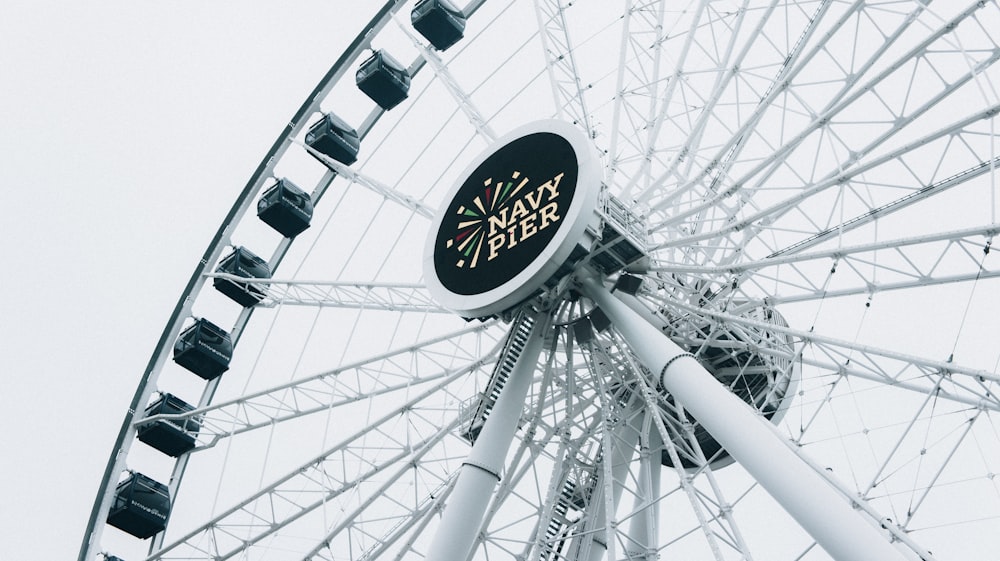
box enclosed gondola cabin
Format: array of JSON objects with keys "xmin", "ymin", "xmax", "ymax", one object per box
[
  {"xmin": 305, "ymin": 113, "xmax": 360, "ymax": 166},
  {"xmin": 257, "ymin": 178, "xmax": 314, "ymax": 238},
  {"xmin": 172, "ymin": 318, "xmax": 233, "ymax": 380},
  {"xmin": 106, "ymin": 472, "xmax": 170, "ymax": 539},
  {"xmin": 357, "ymin": 50, "xmax": 411, "ymax": 110},
  {"xmin": 412, "ymin": 0, "xmax": 466, "ymax": 51},
  {"xmin": 213, "ymin": 247, "xmax": 270, "ymax": 307},
  {"xmin": 136, "ymin": 393, "xmax": 200, "ymax": 457}
]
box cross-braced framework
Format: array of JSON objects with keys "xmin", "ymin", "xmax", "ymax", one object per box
[{"xmin": 83, "ymin": 1, "xmax": 1000, "ymax": 561}]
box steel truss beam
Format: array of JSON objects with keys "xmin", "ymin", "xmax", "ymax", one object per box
[
  {"xmin": 534, "ymin": 0, "xmax": 593, "ymax": 134},
  {"xmin": 396, "ymin": 15, "xmax": 498, "ymax": 142},
  {"xmin": 640, "ymin": 0, "xmax": 847, "ymax": 211},
  {"xmin": 654, "ymin": 102, "xmax": 1000, "ymax": 252},
  {"xmin": 136, "ymin": 323, "xmax": 501, "ymax": 446},
  {"xmin": 151, "ymin": 378, "xmax": 471, "ymax": 561},
  {"xmin": 608, "ymin": 0, "xmax": 694, "ymax": 194},
  {"xmin": 628, "ymin": 0, "xmax": 756, "ymax": 203},
  {"xmin": 469, "ymin": 344, "xmax": 565, "ymax": 561},
  {"xmin": 646, "ymin": 1, "xmax": 997, "ymax": 251},
  {"xmin": 205, "ymin": 274, "xmax": 449, "ymax": 313},
  {"xmin": 653, "ymin": 224, "xmax": 1000, "ymax": 304},
  {"xmin": 643, "ymin": 293, "xmax": 1000, "ymax": 412},
  {"xmin": 654, "ymin": 11, "xmax": 1000, "ymax": 271},
  {"xmin": 300, "ymin": 141, "xmax": 438, "ymax": 218},
  {"xmin": 649, "ymin": 0, "xmax": 980, "ymax": 216}
]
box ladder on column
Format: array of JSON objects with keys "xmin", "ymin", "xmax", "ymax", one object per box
[
  {"xmin": 539, "ymin": 449, "xmax": 601, "ymax": 561},
  {"xmin": 460, "ymin": 312, "xmax": 536, "ymax": 443}
]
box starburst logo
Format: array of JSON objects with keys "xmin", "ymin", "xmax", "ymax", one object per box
[
  {"xmin": 445, "ymin": 170, "xmax": 565, "ymax": 269},
  {"xmin": 430, "ymin": 128, "xmax": 581, "ymax": 299}
]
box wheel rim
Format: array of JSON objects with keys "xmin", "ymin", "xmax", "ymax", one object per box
[{"xmin": 84, "ymin": 1, "xmax": 1000, "ymax": 560}]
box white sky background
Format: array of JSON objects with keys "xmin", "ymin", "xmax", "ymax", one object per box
[{"xmin": 0, "ymin": 2, "xmax": 369, "ymax": 557}]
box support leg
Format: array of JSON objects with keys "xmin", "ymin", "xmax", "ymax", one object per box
[
  {"xmin": 425, "ymin": 313, "xmax": 546, "ymax": 561},
  {"xmin": 580, "ymin": 277, "xmax": 910, "ymax": 561},
  {"xmin": 625, "ymin": 415, "xmax": 661, "ymax": 561}
]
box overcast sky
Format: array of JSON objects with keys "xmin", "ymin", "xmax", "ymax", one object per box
[{"xmin": 0, "ymin": 2, "xmax": 369, "ymax": 557}]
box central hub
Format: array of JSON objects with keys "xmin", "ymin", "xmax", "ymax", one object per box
[{"xmin": 425, "ymin": 121, "xmax": 601, "ymax": 318}]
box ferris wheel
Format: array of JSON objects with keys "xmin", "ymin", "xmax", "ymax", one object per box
[{"xmin": 80, "ymin": 1, "xmax": 1000, "ymax": 560}]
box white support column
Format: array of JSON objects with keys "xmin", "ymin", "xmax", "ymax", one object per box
[
  {"xmin": 625, "ymin": 416, "xmax": 661, "ymax": 561},
  {"xmin": 424, "ymin": 313, "xmax": 545, "ymax": 561},
  {"xmin": 579, "ymin": 277, "xmax": 911, "ymax": 561}
]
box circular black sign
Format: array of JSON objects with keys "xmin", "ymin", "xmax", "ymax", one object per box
[{"xmin": 433, "ymin": 132, "xmax": 579, "ymax": 295}]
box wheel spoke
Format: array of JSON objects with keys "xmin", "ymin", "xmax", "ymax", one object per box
[
  {"xmin": 299, "ymin": 140, "xmax": 438, "ymax": 219},
  {"xmin": 312, "ymin": 476, "xmax": 457, "ymax": 561},
  {"xmin": 647, "ymin": 292, "xmax": 1000, "ymax": 411},
  {"xmin": 533, "ymin": 0, "xmax": 594, "ymax": 134},
  {"xmin": 654, "ymin": 224, "xmax": 1000, "ymax": 303},
  {"xmin": 647, "ymin": 1, "xmax": 995, "ymax": 244},
  {"xmin": 607, "ymin": 0, "xmax": 683, "ymax": 194},
  {"xmin": 152, "ymin": 382, "xmax": 469, "ymax": 560},
  {"xmin": 206, "ymin": 275, "xmax": 449, "ymax": 312},
  {"xmin": 636, "ymin": 0, "xmax": 758, "ymax": 202},
  {"xmin": 653, "ymin": 100, "xmax": 1000, "ymax": 276},
  {"xmin": 136, "ymin": 322, "xmax": 501, "ymax": 446},
  {"xmin": 639, "ymin": 0, "xmax": 841, "ymax": 211},
  {"xmin": 396, "ymin": 15, "xmax": 498, "ymax": 142}
]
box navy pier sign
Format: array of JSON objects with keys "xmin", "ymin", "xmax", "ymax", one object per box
[{"xmin": 425, "ymin": 120, "xmax": 601, "ymax": 318}]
